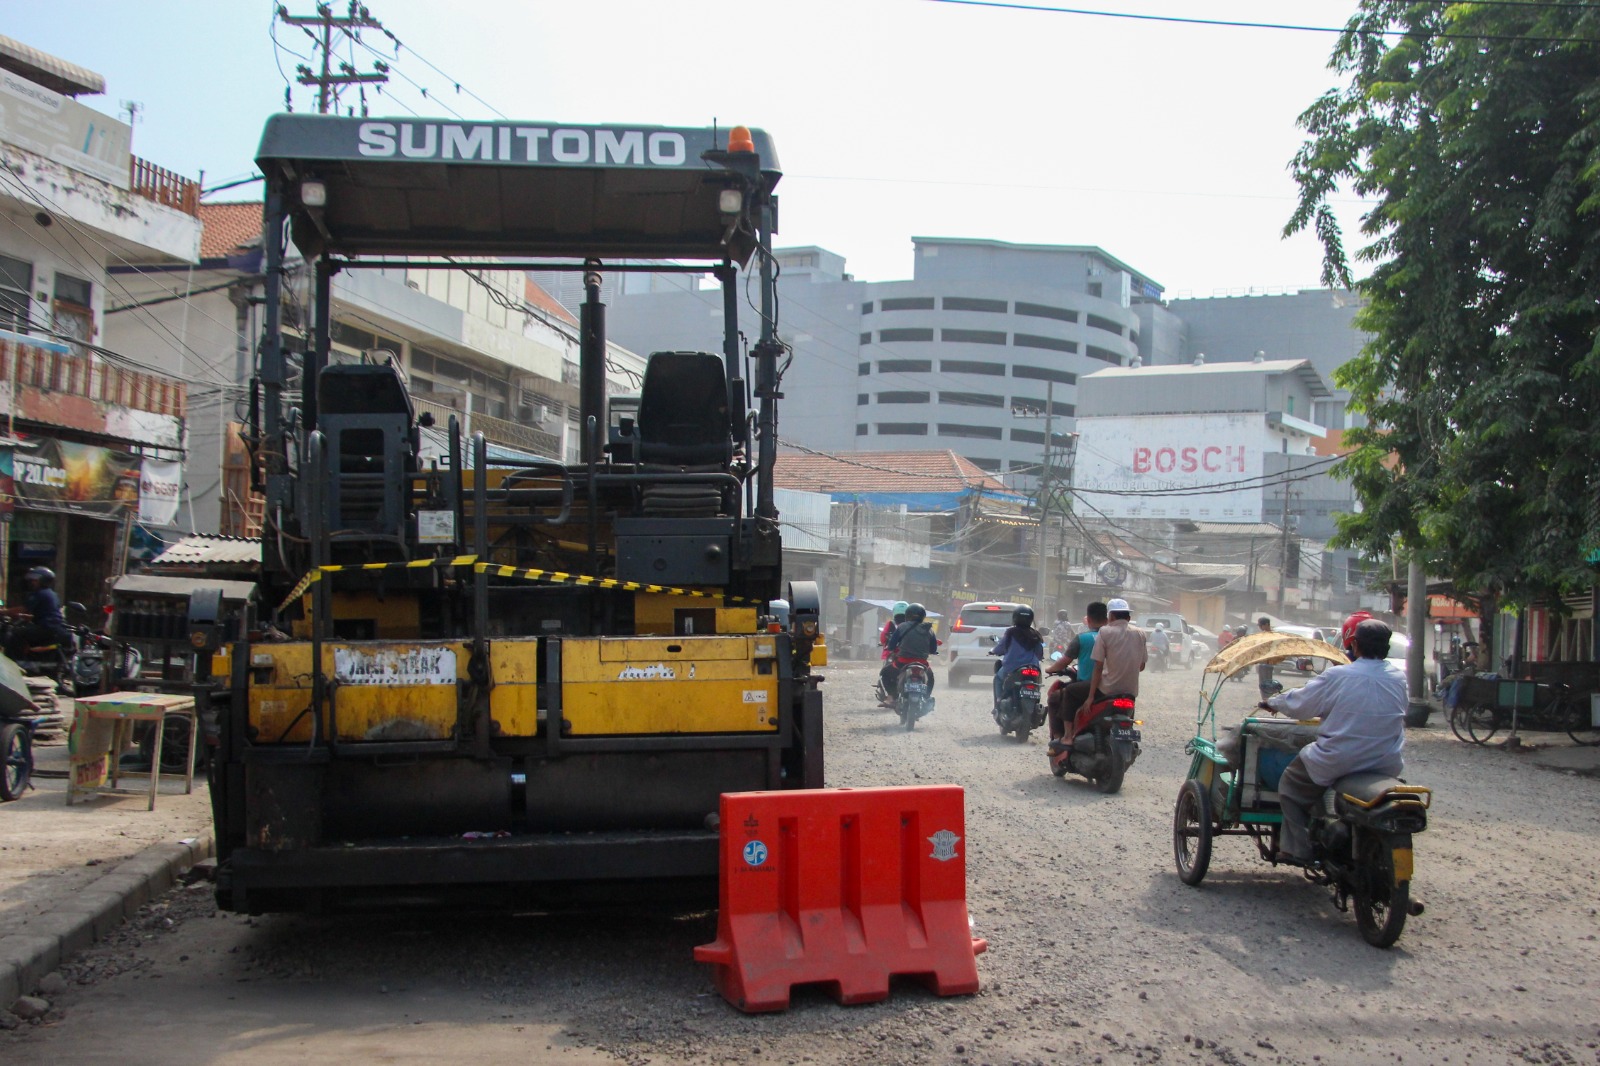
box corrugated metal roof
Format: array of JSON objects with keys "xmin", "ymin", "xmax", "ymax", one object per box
[
  {"xmin": 0, "ymin": 35, "xmax": 105, "ymax": 96},
  {"xmin": 149, "ymin": 535, "xmax": 261, "ymax": 566}
]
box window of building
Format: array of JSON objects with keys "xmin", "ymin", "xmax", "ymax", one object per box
[
  {"xmin": 0, "ymin": 255, "xmax": 32, "ymax": 332},
  {"xmin": 877, "ymin": 391, "xmax": 930, "ymax": 404},
  {"xmin": 1085, "ymin": 345, "xmax": 1122, "ymax": 364},
  {"xmin": 1015, "ymin": 301, "xmax": 1078, "ymax": 323},
  {"xmin": 860, "ymin": 332, "xmax": 872, "ymax": 344},
  {"xmin": 940, "ymin": 391, "xmax": 1004, "ymax": 408},
  {"xmin": 51, "ymin": 272, "xmax": 93, "ymax": 348},
  {"xmin": 1014, "ymin": 333, "xmax": 1077, "ymax": 353},
  {"xmin": 858, "ymin": 362, "xmax": 872, "ymax": 376},
  {"xmin": 877, "ymin": 422, "xmax": 929, "ymax": 435},
  {"xmin": 1012, "ymin": 365, "xmax": 1076, "ymax": 385},
  {"xmin": 939, "ymin": 423, "xmax": 1003, "ymax": 440},
  {"xmin": 942, "ymin": 296, "xmax": 1007, "ymax": 313},
  {"xmin": 1087, "ymin": 282, "xmax": 1103, "ymax": 299},
  {"xmin": 879, "ymin": 328, "xmax": 934, "ymax": 343},
  {"xmin": 1011, "ymin": 397, "xmax": 1075, "ymax": 417},
  {"xmin": 1010, "ymin": 428, "xmax": 1077, "ymax": 445},
  {"xmin": 878, "ymin": 359, "xmax": 933, "ymax": 373},
  {"xmin": 1086, "ymin": 313, "xmax": 1123, "ymax": 336},
  {"xmin": 857, "ymin": 394, "xmax": 869, "ymax": 405},
  {"xmin": 967, "ymin": 457, "xmax": 1002, "ymax": 472},
  {"xmin": 880, "ymin": 297, "xmax": 936, "ymax": 312},
  {"xmin": 856, "ymin": 424, "xmax": 869, "ymax": 435},
  {"xmin": 941, "ymin": 328, "xmax": 1007, "ymax": 346},
  {"xmin": 861, "ymin": 301, "xmax": 874, "ymax": 314},
  {"xmin": 940, "ymin": 359, "xmax": 1005, "ymax": 376}
]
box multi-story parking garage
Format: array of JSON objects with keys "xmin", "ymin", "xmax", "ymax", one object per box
[{"xmin": 598, "ymin": 237, "xmax": 1174, "ymax": 488}]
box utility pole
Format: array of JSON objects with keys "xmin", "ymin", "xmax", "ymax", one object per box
[
  {"xmin": 1034, "ymin": 381, "xmax": 1054, "ymax": 610},
  {"xmin": 279, "ymin": 2, "xmax": 390, "ymax": 115},
  {"xmin": 1276, "ymin": 483, "xmax": 1297, "ymax": 614}
]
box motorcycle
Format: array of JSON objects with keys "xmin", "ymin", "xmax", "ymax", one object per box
[
  {"xmin": 894, "ymin": 658, "xmax": 935, "ymax": 731},
  {"xmin": 992, "ymin": 659, "xmax": 1045, "ymax": 741},
  {"xmin": 1, "ymin": 707, "xmax": 41, "ymax": 801},
  {"xmin": 0, "ymin": 601, "xmax": 92, "ymax": 696},
  {"xmin": 1048, "ymin": 684, "xmax": 1142, "ymax": 793}
]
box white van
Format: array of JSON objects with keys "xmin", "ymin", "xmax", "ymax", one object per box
[{"xmin": 1137, "ymin": 613, "xmax": 1196, "ymax": 669}]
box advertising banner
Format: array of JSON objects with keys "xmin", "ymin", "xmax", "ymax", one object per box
[
  {"xmin": 1074, "ymin": 413, "xmax": 1270, "ymax": 522},
  {"xmin": 10, "ymin": 438, "xmax": 140, "ymax": 517},
  {"xmin": 137, "ymin": 458, "xmax": 183, "ymax": 526},
  {"xmin": 0, "ymin": 69, "xmax": 132, "ymax": 189}
]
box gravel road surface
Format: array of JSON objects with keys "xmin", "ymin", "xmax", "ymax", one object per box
[{"xmin": 5, "ymin": 658, "xmax": 1599, "ymax": 1064}]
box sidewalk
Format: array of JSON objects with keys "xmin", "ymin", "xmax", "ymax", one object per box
[
  {"xmin": 0, "ymin": 733, "xmax": 213, "ymax": 1014},
  {"xmin": 1424, "ymin": 696, "xmax": 1600, "ymax": 776}
]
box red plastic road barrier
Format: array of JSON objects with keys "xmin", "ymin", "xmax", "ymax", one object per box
[{"xmin": 693, "ymin": 785, "xmax": 988, "ymax": 1012}]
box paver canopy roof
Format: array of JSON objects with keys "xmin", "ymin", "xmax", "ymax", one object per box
[{"xmin": 256, "ymin": 114, "xmax": 779, "ymax": 262}]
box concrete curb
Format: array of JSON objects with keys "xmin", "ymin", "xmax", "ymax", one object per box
[{"xmin": 0, "ymin": 834, "xmax": 214, "ymax": 1013}]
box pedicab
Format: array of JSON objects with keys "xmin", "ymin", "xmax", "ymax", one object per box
[{"xmin": 1172, "ymin": 631, "xmax": 1432, "ymax": 947}]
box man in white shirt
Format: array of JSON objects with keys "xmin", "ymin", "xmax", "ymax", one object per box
[{"xmin": 1261, "ymin": 619, "xmax": 1407, "ymax": 864}]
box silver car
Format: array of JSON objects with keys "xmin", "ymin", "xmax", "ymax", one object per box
[{"xmin": 945, "ymin": 601, "xmax": 1030, "ymax": 687}]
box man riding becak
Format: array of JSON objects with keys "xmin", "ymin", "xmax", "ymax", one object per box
[
  {"xmin": 877, "ymin": 602, "xmax": 941, "ymax": 706},
  {"xmin": 1259, "ymin": 618, "xmax": 1407, "ymax": 866},
  {"xmin": 1049, "ymin": 597, "xmax": 1144, "ymax": 755}
]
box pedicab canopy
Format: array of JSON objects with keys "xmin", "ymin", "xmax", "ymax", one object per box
[
  {"xmin": 1204, "ymin": 631, "xmax": 1348, "ymax": 680},
  {"xmin": 254, "ymin": 114, "xmax": 781, "ymax": 262}
]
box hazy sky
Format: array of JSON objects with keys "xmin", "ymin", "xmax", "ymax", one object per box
[{"xmin": 7, "ymin": 0, "xmax": 1375, "ymax": 295}]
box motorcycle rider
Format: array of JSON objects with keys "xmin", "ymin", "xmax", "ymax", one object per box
[
  {"xmin": 1338, "ymin": 608, "xmax": 1375, "ymax": 658},
  {"xmin": 1051, "ymin": 597, "xmax": 1145, "ymax": 753},
  {"xmin": 879, "ymin": 601, "xmax": 908, "ymax": 661},
  {"xmin": 1047, "ymin": 610, "xmax": 1075, "ymax": 653},
  {"xmin": 990, "ymin": 605, "xmax": 1044, "ymax": 710},
  {"xmin": 1255, "ymin": 617, "xmax": 1281, "ymax": 697},
  {"xmin": 878, "ymin": 602, "xmax": 941, "ymax": 704},
  {"xmin": 1149, "ymin": 621, "xmax": 1170, "ymax": 671},
  {"xmin": 5, "ymin": 566, "xmax": 72, "ymax": 662},
  {"xmin": 1260, "ymin": 618, "xmax": 1407, "ymax": 865},
  {"xmin": 1046, "ymin": 600, "xmax": 1106, "ymax": 745}
]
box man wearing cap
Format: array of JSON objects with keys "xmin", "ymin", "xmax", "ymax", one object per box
[{"xmin": 1052, "ymin": 597, "xmax": 1145, "ymax": 752}]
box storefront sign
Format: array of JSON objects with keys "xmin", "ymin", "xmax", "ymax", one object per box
[
  {"xmin": 9, "ymin": 438, "xmax": 140, "ymax": 517},
  {"xmin": 0, "ymin": 70, "xmax": 132, "ymax": 189},
  {"xmin": 138, "ymin": 458, "xmax": 183, "ymax": 526}
]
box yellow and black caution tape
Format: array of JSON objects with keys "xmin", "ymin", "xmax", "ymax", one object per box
[
  {"xmin": 276, "ymin": 555, "xmax": 479, "ymax": 613},
  {"xmin": 277, "ymin": 555, "xmax": 758, "ymax": 613},
  {"xmin": 472, "ymin": 563, "xmax": 759, "ymax": 604}
]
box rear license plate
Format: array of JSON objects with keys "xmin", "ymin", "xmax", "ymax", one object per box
[{"xmin": 1112, "ymin": 724, "xmax": 1141, "ymax": 743}]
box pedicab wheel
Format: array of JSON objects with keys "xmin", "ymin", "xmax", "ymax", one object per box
[
  {"xmin": 1, "ymin": 722, "xmax": 29, "ymax": 802},
  {"xmin": 1464, "ymin": 704, "xmax": 1501, "ymax": 745},
  {"xmin": 1564, "ymin": 701, "xmax": 1600, "ymax": 746},
  {"xmin": 1173, "ymin": 779, "xmax": 1213, "ymax": 885},
  {"xmin": 1353, "ymin": 831, "xmax": 1410, "ymax": 948},
  {"xmin": 1095, "ymin": 744, "xmax": 1126, "ymax": 794},
  {"xmin": 1447, "ymin": 704, "xmax": 1473, "ymax": 743}
]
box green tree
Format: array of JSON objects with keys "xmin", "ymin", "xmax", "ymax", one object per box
[{"xmin": 1286, "ymin": 2, "xmax": 1600, "ymax": 611}]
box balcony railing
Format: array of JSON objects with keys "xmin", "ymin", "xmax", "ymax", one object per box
[
  {"xmin": 412, "ymin": 397, "xmax": 563, "ymax": 460},
  {"xmin": 130, "ymin": 156, "xmax": 199, "ymax": 217},
  {"xmin": 0, "ymin": 335, "xmax": 186, "ymax": 419}
]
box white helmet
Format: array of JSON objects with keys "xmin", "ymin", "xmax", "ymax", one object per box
[{"xmin": 1154, "ymin": 621, "xmax": 1166, "ymax": 629}]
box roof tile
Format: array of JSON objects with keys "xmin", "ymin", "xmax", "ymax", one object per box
[
  {"xmin": 199, "ymin": 202, "xmax": 263, "ymax": 260},
  {"xmin": 775, "ymin": 449, "xmax": 1010, "ymax": 495}
]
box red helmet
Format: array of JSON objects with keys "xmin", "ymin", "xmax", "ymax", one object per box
[{"xmin": 1340, "ymin": 610, "xmax": 1374, "ymax": 653}]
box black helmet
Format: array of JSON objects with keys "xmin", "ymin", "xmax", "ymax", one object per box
[
  {"xmin": 25, "ymin": 566, "xmax": 55, "ymax": 587},
  {"xmin": 905, "ymin": 603, "xmax": 927, "ymax": 624},
  {"xmin": 1056, "ymin": 610, "xmax": 1069, "ymax": 621},
  {"xmin": 1012, "ymin": 605, "xmax": 1035, "ymax": 627}
]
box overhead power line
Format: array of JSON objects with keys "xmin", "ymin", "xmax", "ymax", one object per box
[{"xmin": 925, "ymin": 0, "xmax": 1600, "ymax": 44}]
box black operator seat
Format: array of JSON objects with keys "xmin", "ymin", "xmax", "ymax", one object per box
[{"xmin": 636, "ymin": 351, "xmax": 733, "ymax": 469}]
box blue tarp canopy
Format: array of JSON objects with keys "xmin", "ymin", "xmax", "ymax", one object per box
[{"xmin": 845, "ymin": 596, "xmax": 942, "ymax": 618}]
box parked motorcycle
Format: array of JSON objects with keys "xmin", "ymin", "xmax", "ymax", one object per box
[
  {"xmin": 992, "ymin": 660, "xmax": 1044, "ymax": 741},
  {"xmin": 1048, "ymin": 688, "xmax": 1142, "ymax": 793},
  {"xmin": 894, "ymin": 658, "xmax": 935, "ymax": 731},
  {"xmin": 0, "ymin": 695, "xmax": 43, "ymax": 801}
]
